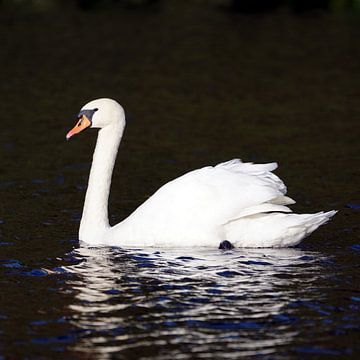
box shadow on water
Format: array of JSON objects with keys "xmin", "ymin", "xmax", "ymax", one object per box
[{"xmin": 54, "ymin": 245, "xmax": 340, "ymax": 358}]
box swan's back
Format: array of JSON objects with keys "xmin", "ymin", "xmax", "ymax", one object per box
[{"xmin": 109, "ymin": 159, "xmax": 334, "ymax": 247}]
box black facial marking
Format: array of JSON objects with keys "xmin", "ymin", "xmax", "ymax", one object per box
[
  {"xmin": 219, "ymin": 240, "xmax": 234, "ymax": 250},
  {"xmin": 77, "ymin": 108, "xmax": 97, "ymax": 122}
]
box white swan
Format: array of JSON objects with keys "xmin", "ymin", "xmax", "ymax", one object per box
[{"xmin": 66, "ymin": 98, "xmax": 336, "ymax": 248}]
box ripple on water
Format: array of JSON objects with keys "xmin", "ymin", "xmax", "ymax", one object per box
[
  {"xmin": 350, "ymin": 244, "xmax": 360, "ymax": 251},
  {"xmin": 346, "ymin": 203, "xmax": 360, "ymax": 209},
  {"xmin": 20, "ymin": 268, "xmax": 50, "ymax": 277},
  {"xmin": 33, "ymin": 246, "xmax": 347, "ymax": 357},
  {"xmin": 1, "ymin": 259, "xmax": 23, "ymax": 269},
  {"xmin": 3, "ymin": 245, "xmax": 355, "ymax": 358}
]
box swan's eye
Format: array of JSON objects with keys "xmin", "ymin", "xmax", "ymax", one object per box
[{"xmin": 94, "ymin": 108, "xmax": 98, "ymax": 112}]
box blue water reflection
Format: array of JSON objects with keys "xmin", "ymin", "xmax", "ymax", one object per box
[{"xmin": 59, "ymin": 246, "xmax": 336, "ymax": 357}]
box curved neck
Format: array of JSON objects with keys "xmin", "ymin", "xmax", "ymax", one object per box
[{"xmin": 79, "ymin": 121, "xmax": 125, "ymax": 242}]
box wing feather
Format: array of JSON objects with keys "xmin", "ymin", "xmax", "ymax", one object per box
[{"xmin": 124, "ymin": 159, "xmax": 289, "ymax": 228}]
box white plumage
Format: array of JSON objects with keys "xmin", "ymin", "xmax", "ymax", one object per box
[{"xmin": 66, "ymin": 98, "xmax": 336, "ymax": 248}]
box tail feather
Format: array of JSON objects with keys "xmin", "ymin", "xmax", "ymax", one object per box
[
  {"xmin": 225, "ymin": 210, "xmax": 337, "ymax": 248},
  {"xmin": 291, "ymin": 210, "xmax": 337, "ymax": 235},
  {"xmin": 278, "ymin": 210, "xmax": 337, "ymax": 247}
]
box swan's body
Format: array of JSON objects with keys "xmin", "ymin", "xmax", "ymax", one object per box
[{"xmin": 66, "ymin": 98, "xmax": 336, "ymax": 248}]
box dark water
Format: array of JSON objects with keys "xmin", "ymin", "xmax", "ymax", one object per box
[
  {"xmin": 1, "ymin": 246, "xmax": 359, "ymax": 358},
  {"xmin": 0, "ymin": 1, "xmax": 359, "ymax": 358}
]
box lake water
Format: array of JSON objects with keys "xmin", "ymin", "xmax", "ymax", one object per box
[{"xmin": 0, "ymin": 1, "xmax": 359, "ymax": 358}]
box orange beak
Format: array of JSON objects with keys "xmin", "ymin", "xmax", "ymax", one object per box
[{"xmin": 66, "ymin": 115, "xmax": 92, "ymax": 140}]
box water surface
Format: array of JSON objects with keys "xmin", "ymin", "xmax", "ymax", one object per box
[
  {"xmin": 2, "ymin": 245, "xmax": 359, "ymax": 358},
  {"xmin": 0, "ymin": 1, "xmax": 359, "ymax": 358}
]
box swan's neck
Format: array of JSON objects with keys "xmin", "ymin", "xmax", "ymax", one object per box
[{"xmin": 79, "ymin": 121, "xmax": 124, "ymax": 242}]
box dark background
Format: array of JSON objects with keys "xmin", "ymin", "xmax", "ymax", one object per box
[{"xmin": 0, "ymin": 0, "xmax": 359, "ymax": 358}]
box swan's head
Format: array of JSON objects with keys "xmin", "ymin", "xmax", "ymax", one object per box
[{"xmin": 66, "ymin": 98, "xmax": 125, "ymax": 140}]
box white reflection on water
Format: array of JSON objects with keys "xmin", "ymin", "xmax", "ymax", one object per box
[{"xmin": 63, "ymin": 245, "xmax": 326, "ymax": 359}]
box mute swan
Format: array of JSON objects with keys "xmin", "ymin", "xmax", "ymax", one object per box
[{"xmin": 66, "ymin": 98, "xmax": 336, "ymax": 248}]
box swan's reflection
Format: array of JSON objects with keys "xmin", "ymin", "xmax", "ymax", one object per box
[{"xmin": 63, "ymin": 245, "xmax": 326, "ymax": 358}]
